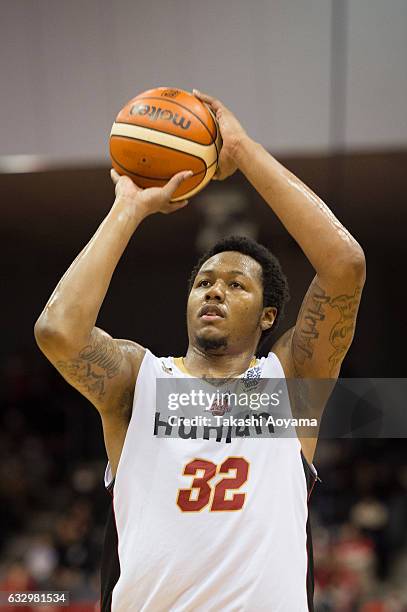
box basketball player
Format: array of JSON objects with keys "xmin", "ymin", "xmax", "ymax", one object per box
[{"xmin": 34, "ymin": 90, "xmax": 365, "ymax": 611}]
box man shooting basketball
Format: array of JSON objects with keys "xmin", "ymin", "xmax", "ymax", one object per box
[{"xmin": 34, "ymin": 90, "xmax": 365, "ymax": 611}]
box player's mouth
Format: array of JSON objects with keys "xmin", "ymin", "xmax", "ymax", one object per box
[{"xmin": 198, "ymin": 304, "xmax": 226, "ymax": 321}]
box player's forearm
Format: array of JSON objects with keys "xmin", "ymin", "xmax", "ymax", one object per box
[
  {"xmin": 35, "ymin": 197, "xmax": 145, "ymax": 349},
  {"xmin": 234, "ymin": 138, "xmax": 365, "ymax": 279}
]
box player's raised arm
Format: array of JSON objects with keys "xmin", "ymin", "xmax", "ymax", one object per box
[
  {"xmin": 194, "ymin": 90, "xmax": 366, "ymax": 380},
  {"xmin": 34, "ymin": 168, "xmax": 193, "ymax": 417}
]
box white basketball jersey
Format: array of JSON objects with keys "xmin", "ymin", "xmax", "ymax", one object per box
[{"xmin": 102, "ymin": 350, "xmax": 317, "ymax": 611}]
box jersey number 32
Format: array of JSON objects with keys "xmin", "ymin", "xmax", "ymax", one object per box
[{"xmin": 177, "ymin": 456, "xmax": 249, "ymax": 512}]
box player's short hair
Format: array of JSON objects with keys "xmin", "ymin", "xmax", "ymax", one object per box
[{"xmin": 188, "ymin": 235, "xmax": 290, "ymax": 346}]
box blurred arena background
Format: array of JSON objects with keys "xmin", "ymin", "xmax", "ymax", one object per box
[{"xmin": 1, "ymin": 1, "xmax": 407, "ymax": 610}]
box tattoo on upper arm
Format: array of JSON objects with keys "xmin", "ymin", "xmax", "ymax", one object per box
[
  {"xmin": 292, "ymin": 283, "xmax": 330, "ymax": 369},
  {"xmin": 78, "ymin": 341, "xmax": 123, "ymax": 378},
  {"xmin": 56, "ymin": 333, "xmax": 124, "ymax": 402},
  {"xmin": 328, "ymin": 287, "xmax": 362, "ymax": 373},
  {"xmin": 292, "ymin": 283, "xmax": 362, "ymax": 376},
  {"xmin": 57, "ymin": 360, "xmax": 107, "ymax": 399}
]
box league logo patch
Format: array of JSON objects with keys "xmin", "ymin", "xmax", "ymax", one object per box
[{"xmin": 242, "ymin": 366, "xmax": 262, "ymax": 390}]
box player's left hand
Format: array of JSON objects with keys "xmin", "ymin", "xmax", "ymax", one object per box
[
  {"xmin": 110, "ymin": 168, "xmax": 192, "ymax": 218},
  {"xmin": 193, "ymin": 89, "xmax": 248, "ymax": 181}
]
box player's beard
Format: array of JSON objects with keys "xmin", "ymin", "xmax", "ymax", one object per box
[{"xmin": 196, "ymin": 333, "xmax": 228, "ymax": 353}]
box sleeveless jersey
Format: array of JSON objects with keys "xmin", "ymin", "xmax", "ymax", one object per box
[{"xmin": 101, "ymin": 350, "xmax": 317, "ymax": 611}]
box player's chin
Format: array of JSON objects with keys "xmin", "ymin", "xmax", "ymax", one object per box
[{"xmin": 195, "ymin": 329, "xmax": 228, "ymax": 352}]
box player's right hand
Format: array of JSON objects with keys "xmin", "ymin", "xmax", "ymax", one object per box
[
  {"xmin": 193, "ymin": 89, "xmax": 247, "ymax": 181},
  {"xmin": 110, "ymin": 168, "xmax": 193, "ymax": 217}
]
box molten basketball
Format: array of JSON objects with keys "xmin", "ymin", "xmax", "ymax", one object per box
[{"xmin": 110, "ymin": 87, "xmax": 221, "ymax": 201}]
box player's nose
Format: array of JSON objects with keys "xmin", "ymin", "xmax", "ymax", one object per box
[{"xmin": 205, "ymin": 280, "xmax": 225, "ymax": 302}]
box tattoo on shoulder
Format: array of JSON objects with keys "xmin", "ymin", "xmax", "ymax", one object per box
[
  {"xmin": 56, "ymin": 333, "xmax": 124, "ymax": 402},
  {"xmin": 292, "ymin": 284, "xmax": 362, "ymax": 376}
]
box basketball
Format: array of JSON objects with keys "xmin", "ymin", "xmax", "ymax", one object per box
[{"xmin": 110, "ymin": 87, "xmax": 222, "ymax": 201}]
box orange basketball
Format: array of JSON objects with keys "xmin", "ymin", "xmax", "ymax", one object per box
[{"xmin": 110, "ymin": 87, "xmax": 222, "ymax": 201}]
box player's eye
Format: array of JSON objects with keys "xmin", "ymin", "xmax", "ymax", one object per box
[
  {"xmin": 231, "ymin": 281, "xmax": 243, "ymax": 289},
  {"xmin": 197, "ymin": 279, "xmax": 211, "ymax": 287}
]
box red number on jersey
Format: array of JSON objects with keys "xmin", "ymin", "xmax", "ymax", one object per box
[{"xmin": 177, "ymin": 457, "xmax": 249, "ymax": 512}]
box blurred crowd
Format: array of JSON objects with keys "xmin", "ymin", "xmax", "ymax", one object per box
[
  {"xmin": 0, "ymin": 353, "xmax": 106, "ymax": 610},
  {"xmin": 312, "ymin": 440, "xmax": 407, "ymax": 611},
  {"xmin": 1, "ymin": 352, "xmax": 407, "ymax": 611}
]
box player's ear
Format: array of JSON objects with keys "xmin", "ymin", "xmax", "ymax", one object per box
[{"xmin": 261, "ymin": 307, "xmax": 277, "ymax": 331}]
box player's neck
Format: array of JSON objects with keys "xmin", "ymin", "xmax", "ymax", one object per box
[{"xmin": 183, "ymin": 345, "xmax": 256, "ymax": 378}]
